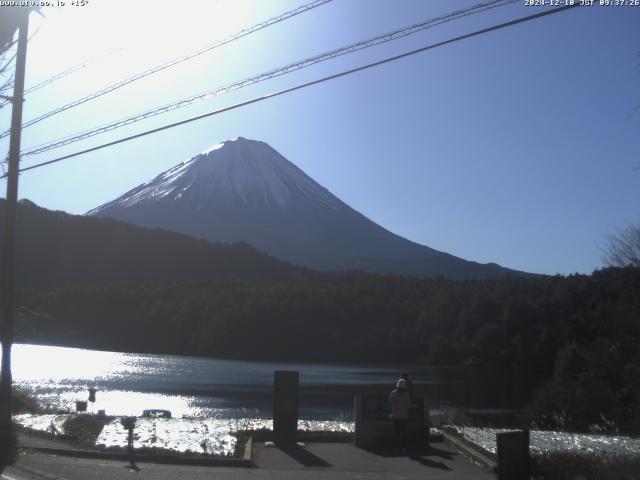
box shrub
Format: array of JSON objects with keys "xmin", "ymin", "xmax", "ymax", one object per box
[
  {"xmin": 62, "ymin": 414, "xmax": 111, "ymax": 447},
  {"xmin": 12, "ymin": 387, "xmax": 42, "ymax": 414},
  {"xmin": 531, "ymin": 452, "xmax": 640, "ymax": 480}
]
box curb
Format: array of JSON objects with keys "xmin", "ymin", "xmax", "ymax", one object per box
[
  {"xmin": 441, "ymin": 431, "xmax": 497, "ymax": 471},
  {"xmin": 18, "ymin": 444, "xmax": 254, "ymax": 468},
  {"xmin": 243, "ymin": 436, "xmax": 253, "ymax": 461},
  {"xmin": 250, "ymin": 431, "xmax": 354, "ymax": 443}
]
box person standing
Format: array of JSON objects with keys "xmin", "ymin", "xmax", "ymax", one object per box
[
  {"xmin": 401, "ymin": 372, "xmax": 414, "ymax": 398},
  {"xmin": 388, "ymin": 378, "xmax": 411, "ymax": 453}
]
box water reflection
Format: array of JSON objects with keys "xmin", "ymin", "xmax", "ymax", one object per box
[
  {"xmin": 10, "ymin": 343, "xmax": 405, "ymax": 418},
  {"xmin": 9, "ymin": 343, "xmax": 543, "ymax": 419}
]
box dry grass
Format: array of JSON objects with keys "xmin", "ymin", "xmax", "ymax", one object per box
[
  {"xmin": 4, "ymin": 388, "xmax": 40, "ymax": 466},
  {"xmin": 62, "ymin": 414, "xmax": 112, "ymax": 447},
  {"xmin": 531, "ymin": 452, "xmax": 640, "ymax": 480},
  {"xmin": 12, "ymin": 387, "xmax": 42, "ymax": 414}
]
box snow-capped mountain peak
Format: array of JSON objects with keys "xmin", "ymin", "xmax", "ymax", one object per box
[
  {"xmin": 89, "ymin": 137, "xmax": 340, "ymax": 214},
  {"xmin": 88, "ymin": 138, "xmax": 526, "ymax": 279}
]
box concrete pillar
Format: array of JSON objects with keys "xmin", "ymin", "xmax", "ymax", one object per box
[
  {"xmin": 273, "ymin": 370, "xmax": 299, "ymax": 444},
  {"xmin": 497, "ymin": 430, "xmax": 529, "ymax": 480}
]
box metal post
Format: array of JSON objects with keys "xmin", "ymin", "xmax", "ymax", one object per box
[
  {"xmin": 120, "ymin": 416, "xmax": 137, "ymax": 468},
  {"xmin": 0, "ymin": 8, "xmax": 30, "ymax": 463}
]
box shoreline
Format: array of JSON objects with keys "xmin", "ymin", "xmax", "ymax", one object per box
[{"xmin": 14, "ymin": 412, "xmax": 355, "ymax": 458}]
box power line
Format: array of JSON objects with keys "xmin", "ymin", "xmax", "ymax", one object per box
[
  {"xmin": 0, "ymin": 0, "xmax": 333, "ymax": 140},
  {"xmin": 0, "ymin": 49, "xmax": 121, "ymax": 109},
  {"xmin": 24, "ymin": 56, "xmax": 103, "ymax": 95},
  {"xmin": 1, "ymin": 3, "xmax": 579, "ymax": 180},
  {"xmin": 0, "ymin": 26, "xmax": 41, "ymax": 103},
  {"xmin": 19, "ymin": 0, "xmax": 515, "ymax": 158}
]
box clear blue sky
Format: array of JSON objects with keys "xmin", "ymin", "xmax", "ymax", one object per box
[{"xmin": 0, "ymin": 0, "xmax": 638, "ymax": 275}]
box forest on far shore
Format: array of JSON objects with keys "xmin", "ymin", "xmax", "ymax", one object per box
[
  {"xmin": 15, "ymin": 266, "xmax": 640, "ymax": 434},
  {"xmin": 3, "ymin": 200, "xmax": 640, "ymax": 433}
]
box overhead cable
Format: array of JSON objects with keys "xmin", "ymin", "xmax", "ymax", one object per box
[
  {"xmin": 2, "ymin": 3, "xmax": 579, "ymax": 179},
  {"xmin": 0, "ymin": 0, "xmax": 334, "ymax": 139},
  {"xmin": 0, "ymin": 49, "xmax": 122, "ymax": 109},
  {"xmin": 20, "ymin": 0, "xmax": 515, "ymax": 157}
]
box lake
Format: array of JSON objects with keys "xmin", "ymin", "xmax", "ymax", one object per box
[{"xmin": 9, "ymin": 343, "xmax": 543, "ymax": 419}]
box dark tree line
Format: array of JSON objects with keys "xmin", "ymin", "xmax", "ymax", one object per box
[
  {"xmin": 14, "ymin": 267, "xmax": 640, "ymax": 432},
  {"xmin": 4, "ymin": 200, "xmax": 640, "ymax": 432},
  {"xmin": 0, "ymin": 199, "xmax": 303, "ymax": 288},
  {"xmin": 16, "ymin": 267, "xmax": 640, "ymax": 367}
]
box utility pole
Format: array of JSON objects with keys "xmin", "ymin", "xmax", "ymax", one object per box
[{"xmin": 0, "ymin": 9, "xmax": 29, "ymax": 464}]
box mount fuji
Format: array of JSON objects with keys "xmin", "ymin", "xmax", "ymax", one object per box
[{"xmin": 88, "ymin": 137, "xmax": 526, "ymax": 279}]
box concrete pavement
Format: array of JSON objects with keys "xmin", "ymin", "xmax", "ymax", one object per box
[{"xmin": 3, "ymin": 441, "xmax": 495, "ymax": 480}]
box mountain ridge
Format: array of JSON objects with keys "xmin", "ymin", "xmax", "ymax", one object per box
[
  {"xmin": 89, "ymin": 137, "xmax": 531, "ymax": 279},
  {"xmin": 0, "ymin": 198, "xmax": 301, "ymax": 288}
]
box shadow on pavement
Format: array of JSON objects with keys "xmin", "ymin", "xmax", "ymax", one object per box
[
  {"xmin": 408, "ymin": 446, "xmax": 453, "ymax": 471},
  {"xmin": 125, "ymin": 460, "xmax": 141, "ymax": 472},
  {"xmin": 416, "ymin": 444, "xmax": 457, "ymax": 461},
  {"xmin": 363, "ymin": 444, "xmax": 456, "ymax": 471},
  {"xmin": 276, "ymin": 443, "xmax": 333, "ymax": 467},
  {"xmin": 409, "ymin": 456, "xmax": 452, "ymax": 470},
  {"xmin": 1, "ymin": 427, "xmax": 17, "ymax": 471},
  {"xmin": 0, "ymin": 447, "xmax": 15, "ymax": 473}
]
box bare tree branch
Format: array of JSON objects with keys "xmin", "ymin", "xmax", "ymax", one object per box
[
  {"xmin": 0, "ymin": 10, "xmax": 39, "ymax": 107},
  {"xmin": 602, "ymin": 223, "xmax": 640, "ymax": 267}
]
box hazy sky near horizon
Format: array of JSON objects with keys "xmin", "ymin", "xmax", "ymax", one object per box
[{"xmin": 0, "ymin": 0, "xmax": 638, "ymax": 276}]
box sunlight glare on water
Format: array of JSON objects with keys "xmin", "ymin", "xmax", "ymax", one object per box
[
  {"xmin": 7, "ymin": 343, "xmax": 408, "ymax": 419},
  {"xmin": 9, "ymin": 343, "xmax": 128, "ymax": 381},
  {"xmin": 15, "ymin": 414, "xmax": 354, "ymax": 456},
  {"xmin": 8, "ymin": 344, "xmax": 200, "ymax": 417}
]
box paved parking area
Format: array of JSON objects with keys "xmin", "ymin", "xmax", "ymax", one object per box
[{"xmin": 3, "ymin": 438, "xmax": 495, "ymax": 480}]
